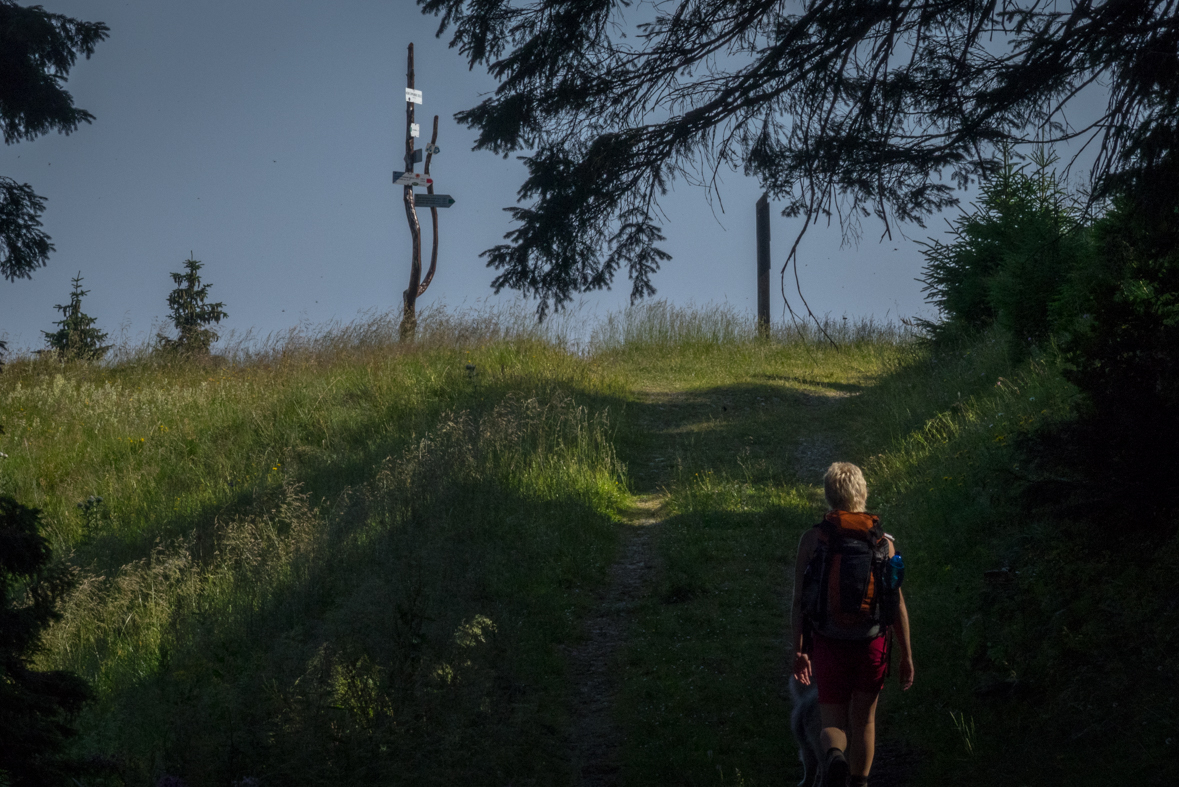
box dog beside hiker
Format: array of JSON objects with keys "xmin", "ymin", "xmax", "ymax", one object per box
[{"xmin": 790, "ymin": 462, "xmax": 914, "ymax": 787}]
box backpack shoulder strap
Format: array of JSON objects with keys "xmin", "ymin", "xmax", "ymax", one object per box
[
  {"xmin": 866, "ymin": 519, "xmax": 890, "ymax": 558},
  {"xmin": 815, "ymin": 519, "xmax": 839, "ymax": 540}
]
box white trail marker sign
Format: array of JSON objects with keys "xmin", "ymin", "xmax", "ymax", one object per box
[{"xmin": 392, "ymin": 171, "xmax": 432, "ymax": 187}]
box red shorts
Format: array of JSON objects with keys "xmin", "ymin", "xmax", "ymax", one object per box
[{"xmin": 812, "ymin": 632, "xmax": 888, "ymax": 705}]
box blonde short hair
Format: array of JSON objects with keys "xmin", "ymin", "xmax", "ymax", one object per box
[{"xmin": 824, "ymin": 462, "xmax": 868, "ymax": 512}]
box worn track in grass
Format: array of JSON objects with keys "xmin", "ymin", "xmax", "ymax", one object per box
[{"xmin": 567, "ymin": 498, "xmax": 661, "ymax": 786}]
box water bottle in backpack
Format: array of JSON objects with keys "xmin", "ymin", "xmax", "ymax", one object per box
[{"xmin": 883, "ymin": 554, "xmax": 904, "ymax": 591}]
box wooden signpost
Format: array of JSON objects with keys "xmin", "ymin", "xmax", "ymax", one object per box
[{"xmin": 398, "ymin": 43, "xmax": 456, "ymax": 341}]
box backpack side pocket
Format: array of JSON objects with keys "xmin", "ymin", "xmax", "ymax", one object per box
[{"xmin": 800, "ymin": 542, "xmax": 827, "ymax": 623}]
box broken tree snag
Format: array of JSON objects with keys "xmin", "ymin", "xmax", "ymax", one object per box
[
  {"xmin": 400, "ymin": 42, "xmax": 422, "ymax": 342},
  {"xmin": 419, "ymin": 114, "xmax": 440, "ymax": 296},
  {"xmin": 756, "ymin": 193, "xmax": 770, "ymax": 338}
]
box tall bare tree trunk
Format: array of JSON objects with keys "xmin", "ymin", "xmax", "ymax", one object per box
[{"xmin": 756, "ymin": 193, "xmax": 770, "ymax": 338}]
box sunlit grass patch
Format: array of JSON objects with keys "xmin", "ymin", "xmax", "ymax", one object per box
[{"xmin": 2, "ymin": 306, "xmax": 631, "ymax": 786}]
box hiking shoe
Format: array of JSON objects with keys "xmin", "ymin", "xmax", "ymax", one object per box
[{"xmin": 823, "ymin": 748, "xmax": 850, "ymax": 787}]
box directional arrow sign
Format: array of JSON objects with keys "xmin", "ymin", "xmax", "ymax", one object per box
[
  {"xmin": 405, "ymin": 88, "xmax": 423, "ymax": 104},
  {"xmin": 392, "ymin": 171, "xmax": 432, "ymax": 187},
  {"xmin": 414, "ymin": 194, "xmax": 456, "ymax": 209}
]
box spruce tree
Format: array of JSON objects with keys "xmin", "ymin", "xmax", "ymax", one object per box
[
  {"xmin": 0, "ymin": 494, "xmax": 94, "ymax": 786},
  {"xmin": 1, "ymin": 2, "xmax": 108, "ymax": 284},
  {"xmin": 1052, "ymin": 155, "xmax": 1179, "ymax": 523},
  {"xmin": 419, "ymin": 0, "xmax": 1179, "ymax": 315},
  {"xmin": 157, "ymin": 256, "xmax": 227, "ymax": 355},
  {"xmin": 0, "ymin": 11, "xmax": 105, "ymax": 779},
  {"xmin": 42, "ymin": 272, "xmax": 110, "ymax": 360},
  {"xmin": 918, "ymin": 149, "xmax": 1090, "ymax": 354}
]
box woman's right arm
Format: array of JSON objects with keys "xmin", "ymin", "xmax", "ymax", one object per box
[
  {"xmin": 887, "ymin": 540, "xmax": 914, "ymax": 690},
  {"xmin": 894, "ymin": 589, "xmax": 914, "ymax": 690},
  {"xmin": 791, "ymin": 529, "xmax": 817, "ymax": 683}
]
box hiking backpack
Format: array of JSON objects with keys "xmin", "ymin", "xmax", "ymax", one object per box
[{"xmin": 800, "ymin": 511, "xmax": 898, "ymax": 640}]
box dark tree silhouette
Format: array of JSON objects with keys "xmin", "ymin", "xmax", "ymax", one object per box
[
  {"xmin": 157, "ymin": 257, "xmax": 227, "ymax": 355},
  {"xmin": 0, "ymin": 11, "xmax": 105, "ymax": 779},
  {"xmin": 418, "ymin": 0, "xmax": 1179, "ymax": 317},
  {"xmin": 0, "ymin": 493, "xmax": 94, "ymax": 787},
  {"xmin": 0, "ymin": 1, "xmax": 108, "ymax": 283},
  {"xmin": 43, "ymin": 272, "xmax": 111, "ymax": 360}
]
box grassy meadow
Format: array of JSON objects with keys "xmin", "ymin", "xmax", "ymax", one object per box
[{"xmin": 2, "ymin": 302, "xmax": 1175, "ymax": 786}]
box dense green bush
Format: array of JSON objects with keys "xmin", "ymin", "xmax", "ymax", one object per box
[
  {"xmin": 1049, "ymin": 160, "xmax": 1179, "ymax": 521},
  {"xmin": 919, "ymin": 149, "xmax": 1091, "ymax": 355},
  {"xmin": 919, "ymin": 145, "xmax": 1179, "ymax": 521},
  {"xmin": 0, "ymin": 496, "xmax": 93, "ymax": 787}
]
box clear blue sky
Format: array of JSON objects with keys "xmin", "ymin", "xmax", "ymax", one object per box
[{"xmin": 2, "ymin": 0, "xmax": 1034, "ymax": 352}]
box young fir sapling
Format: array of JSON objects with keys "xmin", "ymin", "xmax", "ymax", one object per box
[
  {"xmin": 157, "ymin": 256, "xmax": 227, "ymax": 355},
  {"xmin": 42, "ymin": 272, "xmax": 111, "ymax": 360}
]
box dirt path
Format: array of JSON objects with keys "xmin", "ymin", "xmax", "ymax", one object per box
[
  {"xmin": 567, "ymin": 497, "xmax": 661, "ymax": 786},
  {"xmin": 566, "ymin": 384, "xmax": 681, "ymax": 785}
]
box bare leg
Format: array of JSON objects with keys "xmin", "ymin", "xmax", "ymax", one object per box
[
  {"xmin": 819, "ymin": 702, "xmax": 849, "ymax": 753},
  {"xmin": 848, "ymin": 691, "xmax": 880, "ymax": 777}
]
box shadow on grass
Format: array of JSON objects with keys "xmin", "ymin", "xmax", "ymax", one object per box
[
  {"xmin": 604, "ymin": 340, "xmax": 1023, "ymax": 786},
  {"xmin": 616, "ymin": 501, "xmax": 815, "ymax": 785},
  {"xmin": 752, "ymin": 373, "xmax": 868, "ymax": 395},
  {"xmin": 81, "ymin": 471, "xmax": 620, "ymax": 787},
  {"xmin": 613, "ymin": 381, "xmax": 855, "ymax": 496}
]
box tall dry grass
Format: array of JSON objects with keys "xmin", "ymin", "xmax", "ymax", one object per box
[{"xmin": 588, "ymin": 299, "xmax": 911, "ymax": 352}]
